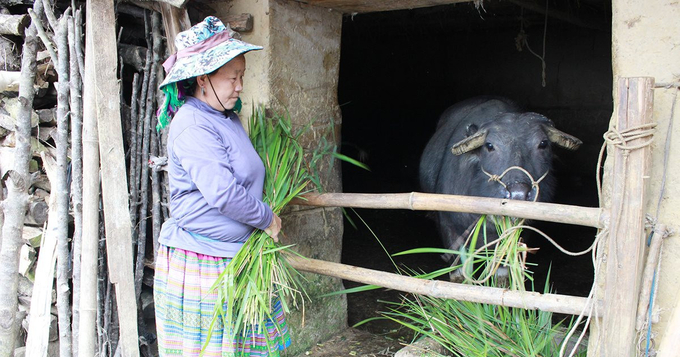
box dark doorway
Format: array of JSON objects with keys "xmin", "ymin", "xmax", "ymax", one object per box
[{"xmin": 338, "ymin": 1, "xmax": 612, "ymax": 334}]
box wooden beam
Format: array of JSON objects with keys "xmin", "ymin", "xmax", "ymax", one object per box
[
  {"xmin": 507, "ymin": 0, "xmax": 610, "ymax": 32},
  {"xmin": 299, "ymin": 0, "xmax": 472, "ymax": 13},
  {"xmin": 289, "ymin": 256, "xmax": 601, "ymax": 316},
  {"xmin": 158, "ymin": 2, "xmax": 190, "ymax": 54},
  {"xmin": 597, "ymin": 77, "xmax": 654, "ymax": 356},
  {"xmin": 292, "ymin": 192, "xmax": 604, "ymax": 228},
  {"xmin": 84, "ymin": 0, "xmax": 139, "ymax": 356}
]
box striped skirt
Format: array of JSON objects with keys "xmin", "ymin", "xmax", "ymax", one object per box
[{"xmin": 154, "ymin": 245, "xmax": 291, "ymax": 356}]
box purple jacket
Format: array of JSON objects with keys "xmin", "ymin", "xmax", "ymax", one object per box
[{"xmin": 158, "ymin": 97, "xmax": 273, "ymax": 257}]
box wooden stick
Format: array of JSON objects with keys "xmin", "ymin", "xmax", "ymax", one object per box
[
  {"xmin": 149, "ymin": 12, "xmax": 163, "ymax": 262},
  {"xmin": 288, "ymin": 256, "xmax": 600, "ymax": 317},
  {"xmin": 0, "ymin": 1, "xmax": 40, "ymax": 352},
  {"xmin": 598, "ymin": 77, "xmax": 654, "ymax": 357},
  {"xmin": 40, "ymin": 0, "xmax": 59, "ymax": 33},
  {"xmin": 27, "ymin": 8, "xmax": 58, "ymax": 67},
  {"xmin": 636, "ymin": 224, "xmax": 666, "ymax": 331},
  {"xmin": 128, "ymin": 72, "xmax": 140, "ymax": 230},
  {"xmin": 53, "ymin": 10, "xmax": 74, "ymax": 357},
  {"xmin": 67, "ymin": 11, "xmax": 84, "ymax": 356},
  {"xmin": 292, "ymin": 192, "xmax": 604, "ymax": 228}
]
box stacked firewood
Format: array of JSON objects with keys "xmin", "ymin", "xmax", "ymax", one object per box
[{"xmin": 0, "ymin": 1, "xmax": 180, "ymax": 356}]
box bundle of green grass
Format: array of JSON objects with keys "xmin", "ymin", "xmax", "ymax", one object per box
[
  {"xmin": 380, "ymin": 216, "xmax": 586, "ymax": 357},
  {"xmin": 206, "ymin": 107, "xmax": 365, "ymax": 354},
  {"xmin": 204, "ymin": 107, "xmax": 307, "ymax": 353}
]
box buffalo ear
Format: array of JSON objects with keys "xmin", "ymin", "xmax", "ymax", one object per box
[
  {"xmin": 451, "ymin": 129, "xmax": 488, "ymax": 155},
  {"xmin": 542, "ymin": 124, "xmax": 583, "ymax": 150}
]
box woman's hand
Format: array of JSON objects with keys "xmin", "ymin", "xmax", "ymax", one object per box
[{"xmin": 264, "ymin": 213, "xmax": 282, "ymax": 242}]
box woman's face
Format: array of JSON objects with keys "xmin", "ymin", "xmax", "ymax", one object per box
[{"xmin": 196, "ymin": 54, "xmax": 246, "ymax": 111}]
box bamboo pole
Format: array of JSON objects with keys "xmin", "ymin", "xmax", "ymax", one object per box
[
  {"xmin": 596, "ymin": 77, "xmax": 654, "ymax": 357},
  {"xmin": 288, "ymin": 256, "xmax": 600, "ymax": 317},
  {"xmin": 78, "ymin": 1, "xmax": 100, "ymax": 353},
  {"xmin": 292, "ymin": 192, "xmax": 604, "ymax": 228}
]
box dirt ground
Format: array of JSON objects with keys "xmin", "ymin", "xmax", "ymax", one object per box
[{"xmin": 293, "ymin": 328, "xmax": 407, "ymax": 357}]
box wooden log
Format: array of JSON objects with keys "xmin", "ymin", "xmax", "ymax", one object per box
[
  {"xmin": 288, "ymin": 256, "xmax": 601, "ymax": 317},
  {"xmin": 0, "ymin": 14, "xmax": 29, "ymax": 36},
  {"xmin": 118, "ymin": 43, "xmax": 146, "ymax": 73},
  {"xmin": 0, "ymin": 132, "xmax": 47, "ymax": 157},
  {"xmin": 0, "ymin": 97, "xmax": 40, "ymax": 128},
  {"xmin": 35, "ymin": 107, "xmax": 57, "ymax": 125},
  {"xmin": 597, "ymin": 77, "xmax": 654, "ymax": 357},
  {"xmin": 292, "ymin": 192, "xmax": 604, "ymax": 228},
  {"xmin": 0, "ymin": 37, "xmax": 20, "ymax": 71},
  {"xmin": 0, "ymin": 70, "xmax": 21, "ymax": 91},
  {"xmin": 86, "ymin": 0, "xmax": 140, "ymax": 355},
  {"xmin": 25, "ymin": 197, "xmax": 48, "ymax": 227},
  {"xmin": 0, "ymin": 0, "xmax": 34, "ymax": 6}
]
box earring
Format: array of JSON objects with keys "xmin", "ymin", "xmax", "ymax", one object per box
[{"xmin": 201, "ymin": 86, "xmax": 205, "ymax": 95}]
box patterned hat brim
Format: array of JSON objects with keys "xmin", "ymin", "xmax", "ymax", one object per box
[{"xmin": 159, "ymin": 38, "xmax": 263, "ymax": 89}]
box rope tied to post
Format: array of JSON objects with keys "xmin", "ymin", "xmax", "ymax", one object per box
[{"xmin": 603, "ymin": 123, "xmax": 657, "ymax": 153}]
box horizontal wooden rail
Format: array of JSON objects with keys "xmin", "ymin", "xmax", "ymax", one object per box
[
  {"xmin": 292, "ymin": 192, "xmax": 605, "ymax": 228},
  {"xmin": 289, "ymin": 256, "xmax": 600, "ymax": 317}
]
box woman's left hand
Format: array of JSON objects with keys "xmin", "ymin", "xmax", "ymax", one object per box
[{"xmin": 264, "ymin": 213, "xmax": 282, "ymax": 242}]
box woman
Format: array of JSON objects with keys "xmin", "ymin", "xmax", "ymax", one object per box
[{"xmin": 153, "ymin": 16, "xmax": 290, "ymax": 356}]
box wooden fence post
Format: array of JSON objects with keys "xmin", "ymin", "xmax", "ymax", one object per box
[{"xmin": 596, "ymin": 77, "xmax": 654, "ymax": 356}]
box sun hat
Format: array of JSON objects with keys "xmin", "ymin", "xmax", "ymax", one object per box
[
  {"xmin": 156, "ymin": 16, "xmax": 263, "ymax": 129},
  {"xmin": 159, "ymin": 16, "xmax": 262, "ymax": 88}
]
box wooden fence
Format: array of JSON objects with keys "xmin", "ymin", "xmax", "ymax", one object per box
[{"xmin": 289, "ymin": 77, "xmax": 656, "ymax": 357}]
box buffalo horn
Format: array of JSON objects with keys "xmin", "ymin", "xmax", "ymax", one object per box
[
  {"xmin": 543, "ymin": 125, "xmax": 583, "ymax": 150},
  {"xmin": 451, "ymin": 129, "xmax": 488, "ymax": 155}
]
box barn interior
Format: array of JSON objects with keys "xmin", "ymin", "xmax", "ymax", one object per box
[{"xmin": 337, "ymin": 0, "xmax": 613, "ymax": 333}]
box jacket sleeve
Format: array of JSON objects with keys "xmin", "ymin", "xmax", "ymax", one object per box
[{"xmin": 171, "ymin": 123, "xmax": 273, "ymax": 230}]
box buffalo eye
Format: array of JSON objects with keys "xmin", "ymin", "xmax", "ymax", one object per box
[
  {"xmin": 484, "ymin": 142, "xmax": 495, "ymax": 152},
  {"xmin": 538, "ymin": 140, "xmax": 549, "ymax": 149}
]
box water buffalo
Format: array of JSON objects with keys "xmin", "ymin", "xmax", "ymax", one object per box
[{"xmin": 418, "ymin": 96, "xmax": 582, "ymax": 281}]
